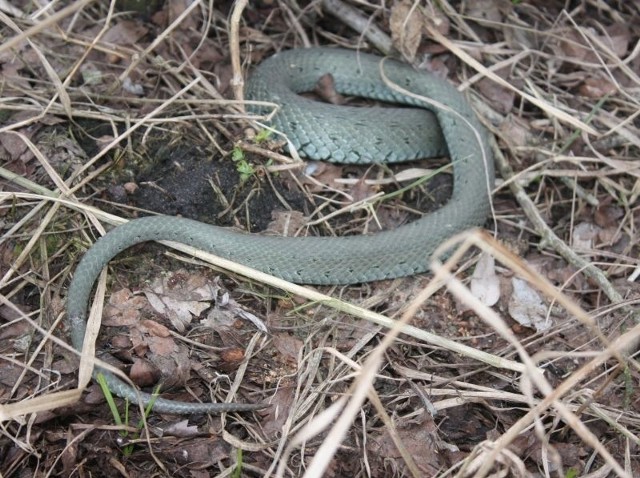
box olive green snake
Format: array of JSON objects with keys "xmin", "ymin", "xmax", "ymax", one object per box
[{"xmin": 67, "ymin": 48, "xmax": 494, "ymax": 414}]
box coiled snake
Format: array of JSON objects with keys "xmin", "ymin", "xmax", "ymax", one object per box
[{"xmin": 66, "ymin": 48, "xmax": 494, "ymax": 414}]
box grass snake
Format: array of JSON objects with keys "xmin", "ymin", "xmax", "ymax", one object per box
[{"xmin": 66, "ymin": 48, "xmax": 494, "ymax": 414}]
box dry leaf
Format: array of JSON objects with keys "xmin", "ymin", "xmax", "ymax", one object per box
[
  {"xmin": 477, "ymin": 68, "xmax": 516, "ymax": 114},
  {"xmin": 300, "ymin": 161, "xmax": 345, "ymax": 192},
  {"xmin": 129, "ymin": 358, "xmax": 161, "ymax": 387},
  {"xmin": 571, "ymin": 222, "xmax": 601, "ymax": 253},
  {"xmin": 470, "ymin": 253, "xmax": 500, "ymax": 306},
  {"xmin": 144, "ymin": 271, "xmax": 221, "ymax": 332},
  {"xmin": 102, "ymin": 20, "xmax": 148, "ymax": 46},
  {"xmin": 265, "ymin": 210, "xmax": 307, "ymax": 236},
  {"xmin": 579, "ymin": 76, "xmax": 617, "ymax": 98},
  {"xmin": 508, "ymin": 278, "xmax": 551, "ymax": 332},
  {"xmin": 201, "ymin": 289, "xmax": 266, "ymax": 332},
  {"xmin": 313, "ymin": 73, "xmax": 344, "ymax": 105},
  {"xmin": 498, "ymin": 117, "xmax": 532, "ymax": 148},
  {"xmin": 163, "ymin": 420, "xmax": 200, "ymax": 438},
  {"xmin": 349, "ymin": 175, "xmax": 378, "ymax": 203},
  {"xmin": 390, "ymin": 0, "xmax": 425, "ymax": 61},
  {"xmin": 272, "ymin": 334, "xmax": 303, "ymax": 364},
  {"xmin": 103, "ymin": 288, "xmax": 147, "ymax": 327},
  {"xmin": 558, "ymin": 24, "xmax": 629, "ymax": 64},
  {"xmin": 467, "ymin": 0, "xmax": 505, "ymax": 23},
  {"xmin": 594, "ymin": 204, "xmax": 623, "ymax": 228}
]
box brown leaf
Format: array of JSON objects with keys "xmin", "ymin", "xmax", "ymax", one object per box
[
  {"xmin": 265, "ymin": 210, "xmax": 307, "ymax": 236},
  {"xmin": 594, "ymin": 204, "xmax": 623, "ymax": 228},
  {"xmin": 143, "ymin": 334, "xmax": 178, "ymax": 357},
  {"xmin": 139, "ymin": 318, "xmax": 171, "ymax": 338},
  {"xmin": 467, "ymin": 0, "xmax": 506, "ymax": 23},
  {"xmin": 470, "ymin": 253, "xmax": 501, "ymax": 306},
  {"xmin": 477, "ymin": 68, "xmax": 516, "ymax": 114},
  {"xmin": 349, "ymin": 175, "xmax": 378, "ymax": 203},
  {"xmin": 579, "ymin": 76, "xmax": 617, "ymax": 98},
  {"xmin": 390, "ymin": 0, "xmax": 425, "ymax": 61},
  {"xmin": 272, "ymin": 334, "xmax": 303, "ymax": 364},
  {"xmin": 162, "ymin": 420, "xmax": 200, "ymax": 438},
  {"xmin": 367, "ymin": 417, "xmax": 443, "ymax": 475},
  {"xmin": 313, "ymin": 73, "xmax": 344, "ymax": 105},
  {"xmin": 299, "ymin": 161, "xmax": 345, "ymax": 193},
  {"xmin": 130, "ymin": 358, "xmax": 161, "ymax": 387},
  {"xmin": 498, "ymin": 117, "xmax": 533, "ymax": 148},
  {"xmin": 558, "ymin": 24, "xmax": 629, "ymax": 63},
  {"xmin": 144, "ymin": 270, "xmax": 222, "ymax": 332},
  {"xmin": 220, "ymin": 347, "xmax": 246, "ymax": 365},
  {"xmin": 102, "ymin": 20, "xmax": 148, "ymax": 46},
  {"xmin": 103, "ymin": 288, "xmax": 147, "ymax": 327}
]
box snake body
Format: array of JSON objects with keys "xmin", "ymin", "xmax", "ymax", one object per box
[{"xmin": 67, "ymin": 48, "xmax": 494, "ymax": 414}]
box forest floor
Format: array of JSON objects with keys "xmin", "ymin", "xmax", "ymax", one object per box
[{"xmin": 0, "ymin": 1, "xmax": 638, "ymax": 477}]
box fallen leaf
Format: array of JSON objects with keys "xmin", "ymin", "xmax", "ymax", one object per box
[
  {"xmin": 498, "ymin": 117, "xmax": 532, "ymax": 148},
  {"xmin": 265, "ymin": 210, "xmax": 307, "ymax": 236},
  {"xmin": 578, "ymin": 76, "xmax": 617, "ymax": 98},
  {"xmin": 130, "ymin": 358, "xmax": 161, "ymax": 387},
  {"xmin": 219, "ymin": 348, "xmax": 246, "ymax": 365},
  {"xmin": 593, "ymin": 204, "xmax": 623, "ymax": 228},
  {"xmin": 313, "ymin": 73, "xmax": 344, "ymax": 105},
  {"xmin": 557, "ymin": 23, "xmax": 629, "ymax": 64},
  {"xmin": 467, "ymin": 0, "xmax": 505, "ymax": 23},
  {"xmin": 103, "ymin": 288, "xmax": 147, "ymax": 327},
  {"xmin": 477, "ymin": 68, "xmax": 516, "ymax": 114},
  {"xmin": 390, "ymin": 0, "xmax": 425, "ymax": 61},
  {"xmin": 163, "ymin": 420, "xmax": 200, "ymax": 438},
  {"xmin": 144, "ymin": 271, "xmax": 221, "ymax": 332},
  {"xmin": 139, "ymin": 319, "xmax": 171, "ymax": 338},
  {"xmin": 508, "ymin": 278, "xmax": 551, "ymax": 332},
  {"xmin": 272, "ymin": 334, "xmax": 303, "ymax": 364},
  {"xmin": 300, "ymin": 161, "xmax": 345, "ymax": 192},
  {"xmin": 571, "ymin": 222, "xmax": 601, "ymax": 253},
  {"xmin": 102, "ymin": 20, "xmax": 148, "ymax": 46},
  {"xmin": 470, "ymin": 253, "xmax": 500, "ymax": 306},
  {"xmin": 367, "ymin": 417, "xmax": 443, "ymax": 475}
]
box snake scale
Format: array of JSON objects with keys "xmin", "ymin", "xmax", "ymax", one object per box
[{"xmin": 66, "ymin": 48, "xmax": 494, "ymax": 414}]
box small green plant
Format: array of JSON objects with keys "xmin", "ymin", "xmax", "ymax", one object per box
[
  {"xmin": 254, "ymin": 129, "xmax": 272, "ymax": 143},
  {"xmin": 231, "ymin": 146, "xmax": 256, "ymax": 182},
  {"xmin": 231, "ymin": 448, "xmax": 245, "ymax": 478},
  {"xmin": 564, "ymin": 468, "xmax": 578, "ymax": 478},
  {"xmin": 96, "ymin": 373, "xmax": 159, "ymax": 456}
]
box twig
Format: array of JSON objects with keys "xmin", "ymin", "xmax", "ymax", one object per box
[
  {"xmin": 321, "ymin": 0, "xmax": 393, "ymax": 54},
  {"xmin": 492, "ymin": 142, "xmax": 626, "ymax": 307}
]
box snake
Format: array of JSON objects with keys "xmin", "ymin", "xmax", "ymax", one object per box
[{"xmin": 66, "ymin": 47, "xmax": 494, "ymax": 414}]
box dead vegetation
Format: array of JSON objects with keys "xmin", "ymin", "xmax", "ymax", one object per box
[{"xmin": 0, "ymin": 0, "xmax": 639, "ymax": 476}]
